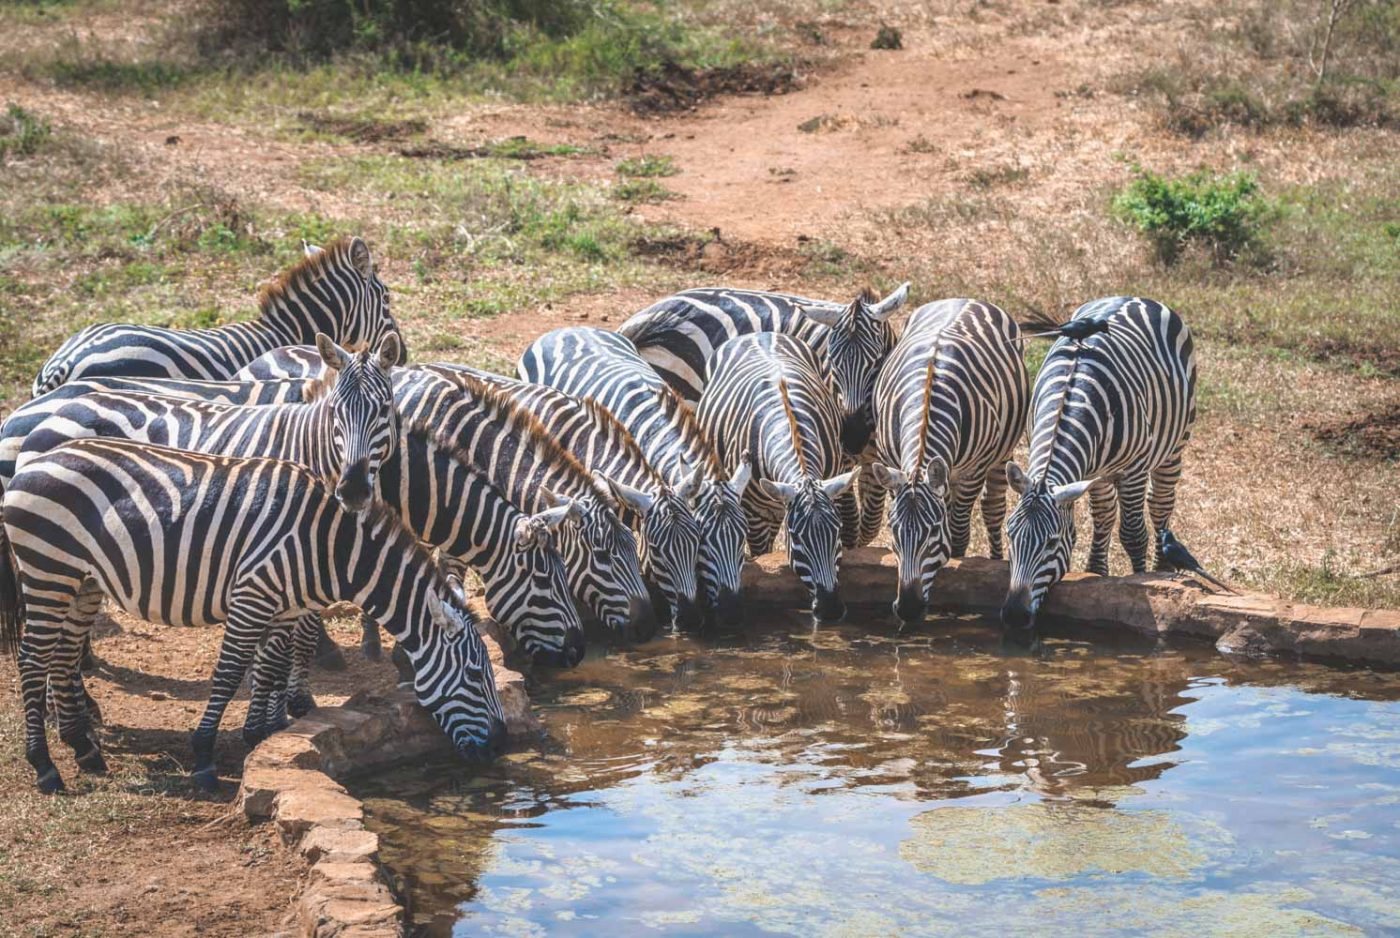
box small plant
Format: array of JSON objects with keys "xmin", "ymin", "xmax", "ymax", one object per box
[
  {"xmin": 0, "ymin": 104, "xmax": 51, "ymax": 161},
  {"xmin": 616, "ymin": 155, "xmax": 677, "ymax": 177},
  {"xmin": 613, "ymin": 179, "xmax": 676, "ymax": 203},
  {"xmin": 1112, "ymin": 166, "xmax": 1277, "ymax": 266},
  {"xmin": 871, "ymin": 24, "xmax": 902, "ymax": 50},
  {"xmin": 966, "ymin": 164, "xmax": 1030, "ymax": 189},
  {"xmin": 903, "ymin": 134, "xmax": 937, "ymax": 154}
]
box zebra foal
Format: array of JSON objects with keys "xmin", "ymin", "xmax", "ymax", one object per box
[
  {"xmin": 1002, "ymin": 296, "xmax": 1197, "ymax": 630},
  {"xmin": 0, "ymin": 439, "xmax": 505, "ymax": 793},
  {"xmin": 32, "ymin": 237, "xmax": 403, "ymax": 395},
  {"xmin": 870, "ymin": 299, "xmax": 1028, "ymax": 623},
  {"xmin": 695, "ymin": 333, "xmax": 855, "ymax": 622}
]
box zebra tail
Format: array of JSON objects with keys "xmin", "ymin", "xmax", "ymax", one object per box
[{"xmin": 0, "ymin": 483, "xmax": 22, "ymax": 660}]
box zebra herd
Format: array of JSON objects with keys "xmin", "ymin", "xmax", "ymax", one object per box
[{"xmin": 0, "ymin": 235, "xmax": 1198, "ymax": 793}]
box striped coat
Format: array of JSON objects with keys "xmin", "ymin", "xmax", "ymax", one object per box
[{"xmin": 1003, "ymin": 297, "xmax": 1197, "ymax": 629}]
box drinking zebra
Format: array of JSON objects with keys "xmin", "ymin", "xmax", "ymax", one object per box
[
  {"xmin": 870, "ymin": 299, "xmax": 1029, "ymax": 623},
  {"xmin": 695, "ymin": 333, "xmax": 856, "ymax": 622},
  {"xmin": 1002, "ymin": 297, "xmax": 1197, "ymax": 630},
  {"xmin": 15, "ymin": 334, "xmax": 400, "ymax": 513},
  {"xmin": 0, "ymin": 438, "xmax": 505, "ymax": 793},
  {"xmin": 515, "ymin": 326, "xmax": 751, "ymax": 624},
  {"xmin": 31, "ymin": 237, "xmax": 403, "ymax": 396}
]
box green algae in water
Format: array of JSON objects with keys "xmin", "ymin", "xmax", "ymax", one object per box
[{"xmin": 352, "ymin": 614, "xmax": 1400, "ymax": 935}]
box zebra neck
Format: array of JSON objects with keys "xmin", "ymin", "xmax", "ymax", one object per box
[
  {"xmin": 343, "ymin": 537, "xmax": 430, "ymax": 643},
  {"xmin": 294, "ymin": 401, "xmax": 339, "ymax": 481},
  {"xmin": 259, "ymin": 286, "xmax": 341, "ymax": 346}
]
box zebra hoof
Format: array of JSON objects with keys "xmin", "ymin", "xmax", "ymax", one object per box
[
  {"xmin": 76, "ymin": 748, "xmax": 108, "ymax": 775},
  {"xmin": 242, "ymin": 726, "xmax": 269, "ymax": 748},
  {"xmin": 191, "ymin": 766, "xmax": 220, "ymax": 792},
  {"xmin": 288, "ymin": 693, "xmax": 316, "ymax": 719},
  {"xmin": 36, "ymin": 766, "xmax": 66, "ymax": 794}
]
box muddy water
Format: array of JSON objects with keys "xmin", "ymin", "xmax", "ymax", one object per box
[{"xmin": 354, "ymin": 613, "xmax": 1400, "ymax": 936}]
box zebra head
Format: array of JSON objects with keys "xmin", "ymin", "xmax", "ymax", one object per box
[
  {"xmin": 1002, "ymin": 462, "xmax": 1095, "ymax": 631},
  {"xmin": 340, "ymin": 237, "xmax": 405, "ymax": 362},
  {"xmin": 417, "ymin": 573, "xmax": 507, "ymax": 761},
  {"xmin": 558, "ymin": 485, "xmax": 657, "ymax": 643},
  {"xmin": 314, "ymin": 332, "xmax": 399, "ymax": 513},
  {"xmin": 871, "ymin": 457, "xmax": 949, "ymax": 624},
  {"xmin": 599, "ymin": 471, "xmax": 704, "ymax": 630},
  {"xmin": 760, "ymin": 470, "xmax": 857, "ymax": 622},
  {"xmin": 801, "ymin": 283, "xmax": 908, "ymax": 457},
  {"xmin": 482, "ymin": 494, "xmax": 588, "ymax": 669},
  {"xmin": 694, "ymin": 457, "xmax": 752, "ymax": 625}
]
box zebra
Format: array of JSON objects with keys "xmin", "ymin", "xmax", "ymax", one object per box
[
  {"xmin": 515, "ymin": 326, "xmax": 752, "ymax": 624},
  {"xmin": 31, "ymin": 237, "xmax": 403, "ymax": 396},
  {"xmin": 0, "ymin": 438, "xmax": 505, "ymax": 793},
  {"xmin": 15, "ymin": 334, "xmax": 400, "ymax": 514},
  {"xmin": 250, "ymin": 419, "xmax": 584, "ymax": 733},
  {"xmin": 227, "ymin": 349, "xmax": 660, "ymax": 641},
  {"xmin": 618, "ymin": 284, "xmax": 909, "ymax": 456},
  {"xmin": 1002, "ymin": 296, "xmax": 1197, "ymax": 631},
  {"xmin": 0, "ymin": 374, "xmax": 313, "ymax": 485},
  {"xmin": 869, "ymin": 299, "xmax": 1029, "ymax": 623},
  {"xmin": 694, "ymin": 333, "xmax": 856, "ymax": 622}
]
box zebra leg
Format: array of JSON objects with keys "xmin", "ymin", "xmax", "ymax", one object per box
[
  {"xmin": 359, "ymin": 611, "xmax": 382, "ymax": 660},
  {"xmin": 838, "ymin": 490, "xmax": 861, "ymax": 550},
  {"xmin": 1086, "ymin": 481, "xmax": 1118, "ymax": 576},
  {"xmin": 191, "ymin": 599, "xmax": 274, "ymax": 791},
  {"xmin": 287, "ymin": 614, "xmax": 323, "ymax": 719},
  {"xmin": 18, "ymin": 587, "xmax": 76, "ymax": 792},
  {"xmin": 244, "ymin": 622, "xmax": 296, "ymax": 746},
  {"xmin": 855, "ymin": 463, "xmax": 887, "ymax": 547},
  {"xmin": 313, "ymin": 618, "xmax": 347, "ymax": 671},
  {"xmin": 948, "ymin": 479, "xmax": 982, "ymax": 559},
  {"xmin": 55, "ymin": 583, "xmax": 106, "ymax": 775},
  {"xmin": 980, "ymin": 466, "xmax": 1010, "ymax": 560},
  {"xmin": 1148, "ymin": 454, "xmax": 1185, "ymax": 570},
  {"xmin": 1116, "ymin": 470, "xmax": 1152, "ymax": 574}
]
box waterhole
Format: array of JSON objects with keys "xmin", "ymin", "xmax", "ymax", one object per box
[{"xmin": 353, "ymin": 613, "xmax": 1400, "ymax": 936}]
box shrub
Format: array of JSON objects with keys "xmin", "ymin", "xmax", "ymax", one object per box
[
  {"xmin": 0, "ymin": 104, "xmax": 51, "ymax": 161},
  {"xmin": 1112, "ymin": 167, "xmax": 1277, "ymax": 266}
]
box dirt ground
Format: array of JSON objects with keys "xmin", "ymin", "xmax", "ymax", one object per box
[{"xmin": 0, "ymin": 0, "xmax": 1396, "ymax": 934}]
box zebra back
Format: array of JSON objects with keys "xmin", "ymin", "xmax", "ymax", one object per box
[{"xmin": 32, "ymin": 237, "xmax": 401, "ymax": 395}]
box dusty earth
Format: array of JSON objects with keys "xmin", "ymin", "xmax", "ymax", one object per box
[{"xmin": 0, "ymin": 1, "xmax": 1397, "ymax": 935}]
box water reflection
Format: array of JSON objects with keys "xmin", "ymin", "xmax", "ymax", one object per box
[{"xmin": 355, "ymin": 612, "xmax": 1400, "ymax": 936}]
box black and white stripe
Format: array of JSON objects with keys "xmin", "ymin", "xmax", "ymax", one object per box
[
  {"xmin": 870, "ymin": 299, "xmax": 1028, "ymax": 622},
  {"xmin": 1002, "ymin": 297, "xmax": 1197, "ymax": 629},
  {"xmin": 32, "ymin": 238, "xmax": 402, "ymax": 395},
  {"xmin": 0, "ymin": 438, "xmax": 504, "ymax": 793},
  {"xmin": 694, "ymin": 333, "xmax": 856, "ymax": 622}
]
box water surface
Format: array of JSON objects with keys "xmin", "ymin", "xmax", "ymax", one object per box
[{"xmin": 355, "ymin": 613, "xmax": 1400, "ymax": 936}]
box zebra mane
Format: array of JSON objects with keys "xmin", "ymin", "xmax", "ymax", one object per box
[
  {"xmin": 434, "ymin": 372, "xmax": 611, "ymax": 502},
  {"xmin": 256, "ymin": 237, "xmax": 364, "ymax": 315},
  {"xmin": 913, "ymin": 345, "xmax": 940, "ymax": 483},
  {"xmin": 575, "ymin": 396, "xmax": 669, "ymax": 490},
  {"xmin": 776, "ymin": 379, "xmax": 811, "ymax": 476},
  {"xmin": 653, "ymin": 382, "xmax": 721, "ymax": 474},
  {"xmin": 1041, "ymin": 345, "xmax": 1086, "ymax": 479}
]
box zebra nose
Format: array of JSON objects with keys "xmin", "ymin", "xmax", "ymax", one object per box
[
  {"xmin": 336, "ymin": 459, "xmax": 373, "ymax": 511},
  {"xmin": 839, "ymin": 410, "xmax": 873, "ymax": 457},
  {"xmin": 564, "ymin": 627, "xmax": 587, "ymax": 667},
  {"xmin": 812, "ymin": 587, "xmax": 846, "ymax": 623},
  {"xmin": 674, "ymin": 593, "xmax": 704, "ymax": 631},
  {"xmin": 1001, "ymin": 587, "xmax": 1035, "ymax": 631},
  {"xmin": 714, "ymin": 587, "xmax": 743, "ymax": 627},
  {"xmin": 894, "ymin": 585, "xmax": 926, "ymax": 624}
]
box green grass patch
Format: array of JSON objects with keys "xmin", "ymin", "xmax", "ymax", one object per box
[
  {"xmin": 616, "ymin": 154, "xmax": 677, "ymax": 177},
  {"xmin": 0, "ymin": 104, "xmax": 51, "ymax": 161},
  {"xmin": 613, "ymin": 178, "xmax": 677, "ymax": 203}
]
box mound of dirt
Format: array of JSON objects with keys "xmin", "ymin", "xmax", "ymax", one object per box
[
  {"xmin": 297, "ymin": 111, "xmax": 427, "ymax": 142},
  {"xmin": 626, "ymin": 61, "xmax": 801, "ymax": 115},
  {"xmin": 1307, "ymin": 404, "xmax": 1400, "ymax": 462}
]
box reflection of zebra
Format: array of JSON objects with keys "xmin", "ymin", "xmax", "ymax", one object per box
[
  {"xmin": 394, "ymin": 371, "xmax": 658, "ymax": 639},
  {"xmin": 0, "ymin": 439, "xmax": 504, "ymax": 793},
  {"xmin": 32, "ymin": 238, "xmax": 402, "ymax": 395},
  {"xmin": 696, "ymin": 334, "xmax": 855, "ymax": 622},
  {"xmin": 516, "ymin": 327, "xmax": 753, "ymax": 623},
  {"xmin": 0, "ymin": 375, "xmax": 312, "ymax": 484},
  {"xmin": 871, "ymin": 299, "xmax": 1028, "ymax": 623},
  {"xmin": 16, "ymin": 335, "xmax": 400, "ymax": 514},
  {"xmin": 619, "ymin": 284, "xmax": 907, "ymax": 544},
  {"xmin": 1003, "ymin": 297, "xmax": 1197, "ymax": 630}
]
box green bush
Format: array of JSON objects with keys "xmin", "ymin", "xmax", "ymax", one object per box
[
  {"xmin": 1112, "ymin": 167, "xmax": 1277, "ymax": 266},
  {"xmin": 0, "ymin": 104, "xmax": 51, "ymax": 161}
]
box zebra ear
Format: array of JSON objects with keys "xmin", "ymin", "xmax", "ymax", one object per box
[
  {"xmin": 924, "ymin": 456, "xmax": 949, "ymax": 496},
  {"xmin": 1051, "ymin": 478, "xmax": 1095, "ymax": 506},
  {"xmin": 1006, "ymin": 461, "xmax": 1031, "ymax": 496},
  {"xmin": 821, "ymin": 469, "xmax": 858, "ymax": 499},
  {"xmin": 727, "ymin": 457, "xmax": 752, "ymax": 497},
  {"xmin": 759, "ymin": 479, "xmax": 797, "ymax": 503},
  {"xmin": 376, "ymin": 333, "xmax": 402, "ymax": 370},
  {"xmin": 349, "ymin": 237, "xmax": 373, "ymax": 280},
  {"xmin": 867, "ymin": 282, "xmax": 911, "ymax": 321},
  {"xmin": 868, "ymin": 462, "xmax": 906, "ymax": 490},
  {"xmin": 796, "ymin": 302, "xmax": 845, "ymax": 328},
  {"xmin": 536, "ymin": 497, "xmax": 578, "ymax": 530},
  {"xmin": 315, "ymin": 333, "xmax": 352, "ymax": 371},
  {"xmin": 675, "ymin": 463, "xmax": 704, "ymax": 501},
  {"xmin": 602, "ymin": 475, "xmax": 654, "ymax": 514},
  {"xmin": 302, "ymin": 239, "xmax": 324, "ymax": 259},
  {"xmin": 426, "ymin": 585, "xmax": 448, "ymax": 628},
  {"xmin": 445, "ymin": 574, "xmax": 470, "ymax": 610}
]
